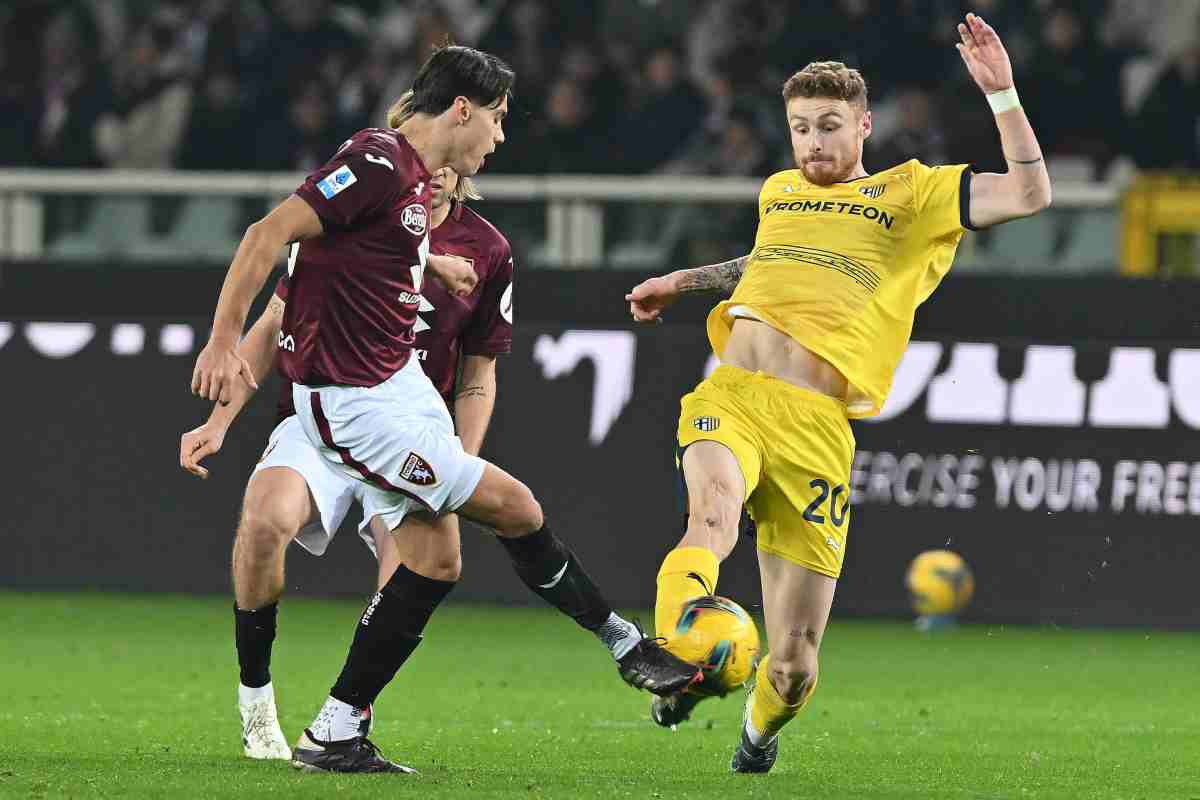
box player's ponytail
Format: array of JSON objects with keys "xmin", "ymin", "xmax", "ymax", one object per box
[
  {"xmin": 453, "ymin": 176, "xmax": 483, "ymax": 203},
  {"xmin": 386, "ymin": 90, "xmax": 416, "ymax": 129}
]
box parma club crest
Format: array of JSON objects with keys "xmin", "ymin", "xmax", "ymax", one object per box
[
  {"xmin": 859, "ymin": 183, "xmax": 886, "ymax": 199},
  {"xmin": 693, "ymin": 416, "xmax": 720, "ymax": 432}
]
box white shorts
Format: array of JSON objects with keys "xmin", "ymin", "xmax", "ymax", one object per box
[
  {"xmin": 254, "ymin": 415, "xmax": 376, "ymax": 556},
  {"xmin": 292, "ymin": 355, "xmax": 487, "ymax": 534}
]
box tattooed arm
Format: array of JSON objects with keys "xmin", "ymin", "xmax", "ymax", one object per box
[
  {"xmin": 625, "ymin": 253, "xmax": 750, "ymax": 324},
  {"xmin": 454, "ymin": 355, "xmax": 498, "ymax": 456}
]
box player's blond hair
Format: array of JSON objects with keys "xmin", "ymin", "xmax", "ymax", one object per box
[
  {"xmin": 386, "ymin": 90, "xmax": 482, "ymax": 202},
  {"xmin": 782, "ymin": 61, "xmax": 869, "ymax": 112}
]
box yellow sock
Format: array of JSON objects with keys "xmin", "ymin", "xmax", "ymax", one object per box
[
  {"xmin": 654, "ymin": 546, "xmax": 720, "ymax": 637},
  {"xmin": 749, "ymin": 655, "xmax": 816, "ymax": 739}
]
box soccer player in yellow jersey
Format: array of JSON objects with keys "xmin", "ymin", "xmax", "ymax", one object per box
[{"xmin": 626, "ymin": 14, "xmax": 1051, "ymax": 773}]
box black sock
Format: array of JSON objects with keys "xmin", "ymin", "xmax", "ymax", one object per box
[
  {"xmin": 329, "ymin": 564, "xmax": 456, "ymax": 709},
  {"xmin": 497, "ymin": 524, "xmax": 614, "ymax": 631},
  {"xmin": 234, "ymin": 602, "xmax": 278, "ymax": 689}
]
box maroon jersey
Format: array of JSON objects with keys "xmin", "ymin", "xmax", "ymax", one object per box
[
  {"xmin": 278, "ymin": 128, "xmax": 433, "ymax": 388},
  {"xmin": 273, "ymin": 201, "xmax": 514, "ymax": 424}
]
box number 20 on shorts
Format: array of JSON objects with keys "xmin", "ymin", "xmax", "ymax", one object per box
[{"xmin": 803, "ymin": 479, "xmax": 849, "ymax": 526}]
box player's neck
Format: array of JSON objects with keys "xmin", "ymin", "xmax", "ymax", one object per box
[
  {"xmin": 430, "ymin": 201, "xmax": 452, "ymax": 229},
  {"xmin": 397, "ymin": 116, "xmax": 450, "ymax": 174}
]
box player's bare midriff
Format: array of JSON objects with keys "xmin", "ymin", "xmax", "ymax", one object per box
[{"xmin": 721, "ymin": 317, "xmax": 849, "ymax": 401}]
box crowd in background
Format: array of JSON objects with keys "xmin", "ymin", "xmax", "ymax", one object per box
[{"xmin": 2, "ymin": 0, "xmax": 1198, "ymax": 264}]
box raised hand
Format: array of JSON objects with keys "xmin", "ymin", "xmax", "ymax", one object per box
[{"xmin": 956, "ymin": 13, "xmax": 1014, "ymax": 93}]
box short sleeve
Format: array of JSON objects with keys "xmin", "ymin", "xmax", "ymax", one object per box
[
  {"xmin": 913, "ymin": 162, "xmax": 976, "ymax": 239},
  {"xmin": 294, "ymin": 134, "xmax": 405, "ymax": 229},
  {"xmin": 461, "ymin": 240, "xmax": 514, "ymax": 356},
  {"xmin": 273, "ymin": 276, "xmax": 289, "ymax": 301},
  {"xmin": 757, "ymin": 176, "xmax": 775, "ymax": 219}
]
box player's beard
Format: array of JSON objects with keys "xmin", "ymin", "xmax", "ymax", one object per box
[{"xmin": 800, "ymin": 156, "xmax": 849, "ymax": 186}]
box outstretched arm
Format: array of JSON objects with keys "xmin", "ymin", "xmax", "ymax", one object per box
[
  {"xmin": 956, "ymin": 12, "xmax": 1052, "ymax": 228},
  {"xmin": 180, "ymin": 296, "xmax": 285, "ymax": 478},
  {"xmin": 626, "ymin": 253, "xmax": 750, "ymax": 324}
]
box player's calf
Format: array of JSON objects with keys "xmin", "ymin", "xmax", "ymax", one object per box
[{"xmin": 460, "ymin": 466, "xmax": 700, "ymax": 692}]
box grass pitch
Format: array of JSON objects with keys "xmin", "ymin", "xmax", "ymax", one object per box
[{"xmin": 1, "ymin": 592, "xmax": 1197, "ymax": 799}]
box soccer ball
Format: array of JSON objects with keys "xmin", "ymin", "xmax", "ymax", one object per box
[
  {"xmin": 665, "ymin": 595, "xmax": 761, "ymax": 697},
  {"xmin": 905, "ymin": 550, "xmax": 974, "ymax": 618}
]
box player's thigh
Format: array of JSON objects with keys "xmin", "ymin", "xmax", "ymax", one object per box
[
  {"xmin": 249, "ymin": 416, "xmax": 359, "ymax": 555},
  {"xmin": 456, "ymin": 463, "xmax": 542, "ymax": 537},
  {"xmin": 680, "ymin": 441, "xmax": 751, "ymax": 520},
  {"xmin": 371, "ymin": 512, "xmax": 462, "ymax": 587},
  {"xmin": 757, "ymin": 547, "xmax": 836, "ymax": 673}
]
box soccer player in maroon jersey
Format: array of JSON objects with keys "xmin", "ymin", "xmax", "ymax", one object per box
[
  {"xmin": 181, "ymin": 165, "xmax": 510, "ymax": 761},
  {"xmin": 188, "ymin": 47, "xmax": 699, "ymax": 774}
]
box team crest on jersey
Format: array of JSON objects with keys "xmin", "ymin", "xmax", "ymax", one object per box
[
  {"xmin": 400, "ymin": 452, "xmax": 437, "ymax": 486},
  {"xmin": 401, "ymin": 203, "xmax": 428, "ymax": 236},
  {"xmin": 693, "ymin": 416, "xmax": 720, "ymax": 432},
  {"xmin": 859, "ymin": 183, "xmax": 886, "ymax": 199}
]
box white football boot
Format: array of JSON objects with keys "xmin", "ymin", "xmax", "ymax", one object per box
[{"xmin": 239, "ymin": 682, "xmax": 292, "ymax": 760}]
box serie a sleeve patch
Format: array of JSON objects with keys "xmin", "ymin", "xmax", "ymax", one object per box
[{"xmin": 316, "ymin": 165, "xmax": 358, "ymax": 199}]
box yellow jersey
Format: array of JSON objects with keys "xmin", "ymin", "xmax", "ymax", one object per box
[{"xmin": 707, "ymin": 159, "xmax": 973, "ymax": 418}]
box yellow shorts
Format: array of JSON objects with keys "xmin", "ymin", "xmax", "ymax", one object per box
[{"xmin": 677, "ymin": 365, "xmax": 856, "ymax": 578}]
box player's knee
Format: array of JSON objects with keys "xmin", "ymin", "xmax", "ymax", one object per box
[
  {"xmin": 238, "ymin": 500, "xmax": 300, "ymax": 555},
  {"xmin": 412, "ymin": 551, "xmax": 462, "ymax": 582},
  {"xmin": 768, "ymin": 651, "xmax": 819, "ymax": 705},
  {"xmin": 491, "ymin": 482, "xmax": 543, "ymax": 538}
]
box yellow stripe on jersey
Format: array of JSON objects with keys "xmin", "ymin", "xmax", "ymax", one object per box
[{"xmin": 706, "ymin": 159, "xmax": 972, "ymax": 418}]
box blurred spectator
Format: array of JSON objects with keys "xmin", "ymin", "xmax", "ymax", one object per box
[
  {"xmin": 868, "ymin": 87, "xmax": 949, "ymax": 171},
  {"xmin": 1021, "ymin": 4, "xmax": 1124, "ymax": 177},
  {"xmin": 610, "ymin": 42, "xmax": 708, "ymax": 173},
  {"xmin": 241, "ymin": 0, "xmax": 359, "ymax": 122},
  {"xmin": 94, "ymin": 19, "xmax": 193, "ymax": 169},
  {"xmin": 479, "ymin": 0, "xmax": 564, "ymax": 115},
  {"xmin": 1129, "ymin": 43, "xmax": 1200, "ymax": 170},
  {"xmin": 27, "ymin": 6, "xmax": 111, "ymax": 168},
  {"xmin": 178, "ymin": 68, "xmax": 252, "ymax": 171},
  {"xmin": 253, "ymin": 77, "xmax": 342, "ymax": 172},
  {"xmin": 665, "ymin": 103, "xmax": 771, "ymax": 265},
  {"xmin": 527, "ymin": 78, "xmax": 613, "ymax": 174}
]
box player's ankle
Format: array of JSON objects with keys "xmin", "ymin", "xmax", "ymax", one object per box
[
  {"xmin": 238, "ymin": 681, "xmax": 275, "ymax": 706},
  {"xmin": 595, "ymin": 613, "xmax": 642, "ymax": 660},
  {"xmin": 310, "ymin": 696, "xmax": 368, "ymax": 742}
]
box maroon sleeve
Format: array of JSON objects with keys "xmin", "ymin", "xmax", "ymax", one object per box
[
  {"xmin": 293, "ymin": 132, "xmax": 407, "ymax": 229},
  {"xmin": 461, "ymin": 239, "xmax": 514, "ymax": 356},
  {"xmin": 273, "ymin": 276, "xmax": 289, "ymax": 301}
]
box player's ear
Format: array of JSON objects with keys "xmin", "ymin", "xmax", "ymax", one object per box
[
  {"xmin": 860, "ymin": 108, "xmax": 872, "ymax": 140},
  {"xmin": 455, "ymin": 96, "xmax": 472, "ymax": 126}
]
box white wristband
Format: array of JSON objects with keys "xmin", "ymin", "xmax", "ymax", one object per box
[{"xmin": 986, "ymin": 87, "xmax": 1020, "ymax": 115}]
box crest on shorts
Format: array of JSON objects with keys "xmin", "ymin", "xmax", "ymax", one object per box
[
  {"xmin": 693, "ymin": 416, "xmax": 720, "ymax": 432},
  {"xmin": 859, "ymin": 183, "xmax": 886, "ymax": 199},
  {"xmin": 399, "ymin": 452, "xmax": 437, "ymax": 486},
  {"xmin": 401, "ymin": 203, "xmax": 428, "ymax": 236}
]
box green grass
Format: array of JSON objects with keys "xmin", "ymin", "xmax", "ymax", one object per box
[{"xmin": 1, "ymin": 592, "xmax": 1197, "ymax": 799}]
